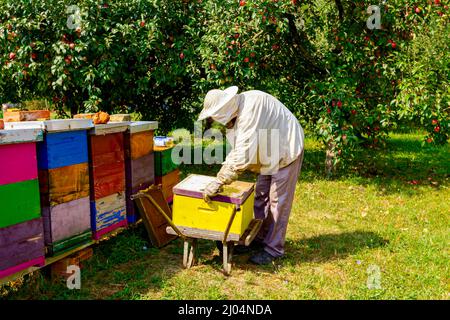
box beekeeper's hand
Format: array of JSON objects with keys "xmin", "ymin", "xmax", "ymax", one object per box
[
  {"xmin": 203, "ymin": 179, "xmax": 223, "ymax": 203},
  {"xmin": 217, "ymin": 165, "xmax": 238, "ymax": 184}
]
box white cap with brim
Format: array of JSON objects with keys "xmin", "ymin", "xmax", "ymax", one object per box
[{"xmin": 198, "ymin": 86, "xmax": 239, "ymax": 121}]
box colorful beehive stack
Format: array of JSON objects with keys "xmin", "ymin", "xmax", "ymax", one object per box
[
  {"xmin": 6, "ymin": 120, "xmax": 95, "ymax": 256},
  {"xmin": 0, "ymin": 127, "xmax": 46, "ymax": 278},
  {"xmin": 153, "ymin": 143, "xmax": 180, "ymax": 203},
  {"xmin": 89, "ymin": 123, "xmax": 129, "ymax": 239},
  {"xmin": 124, "ymin": 121, "xmax": 158, "ymax": 224}
]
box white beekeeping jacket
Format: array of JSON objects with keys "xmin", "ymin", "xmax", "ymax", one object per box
[{"xmin": 211, "ymin": 90, "xmax": 305, "ymax": 175}]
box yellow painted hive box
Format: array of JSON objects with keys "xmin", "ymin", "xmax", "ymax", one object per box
[{"xmin": 172, "ymin": 174, "xmax": 255, "ymax": 239}]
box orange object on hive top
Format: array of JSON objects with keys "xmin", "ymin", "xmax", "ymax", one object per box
[{"xmin": 92, "ymin": 111, "xmax": 110, "ymax": 125}]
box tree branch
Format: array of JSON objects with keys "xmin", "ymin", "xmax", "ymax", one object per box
[
  {"xmin": 284, "ymin": 13, "xmax": 328, "ymax": 76},
  {"xmin": 335, "ymin": 0, "xmax": 344, "ymax": 22}
]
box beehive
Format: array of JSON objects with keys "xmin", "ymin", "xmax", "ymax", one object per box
[
  {"xmin": 153, "ymin": 145, "xmax": 179, "ymax": 176},
  {"xmin": 155, "ymin": 168, "xmax": 180, "ymax": 203},
  {"xmin": 89, "ymin": 123, "xmax": 128, "ymax": 239},
  {"xmin": 124, "ymin": 121, "xmax": 158, "ymax": 223},
  {"xmin": 172, "ymin": 175, "xmax": 255, "ymax": 240},
  {"xmin": 5, "ymin": 120, "xmax": 94, "ymax": 256},
  {"xmin": 0, "ymin": 128, "xmax": 45, "ymax": 278}
]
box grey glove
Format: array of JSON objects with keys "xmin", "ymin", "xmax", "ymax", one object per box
[{"xmin": 202, "ymin": 179, "xmax": 224, "ymax": 203}]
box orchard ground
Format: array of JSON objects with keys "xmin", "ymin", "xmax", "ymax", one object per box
[{"xmin": 1, "ymin": 131, "xmax": 448, "ymax": 300}]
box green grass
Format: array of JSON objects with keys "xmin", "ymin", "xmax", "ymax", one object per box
[{"xmin": 1, "ymin": 132, "xmax": 449, "ymax": 300}]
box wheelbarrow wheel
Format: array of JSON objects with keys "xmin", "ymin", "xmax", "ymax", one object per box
[
  {"xmin": 222, "ymin": 242, "xmax": 234, "ymax": 276},
  {"xmin": 183, "ymin": 239, "xmax": 197, "ymax": 269}
]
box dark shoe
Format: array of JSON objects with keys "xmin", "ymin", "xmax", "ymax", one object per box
[
  {"xmin": 249, "ymin": 250, "xmax": 276, "ymax": 265},
  {"xmin": 235, "ymin": 241, "xmax": 264, "ymax": 254}
]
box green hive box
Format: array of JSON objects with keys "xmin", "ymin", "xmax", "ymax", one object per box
[
  {"xmin": 154, "ymin": 146, "xmax": 179, "ymax": 176},
  {"xmin": 0, "ymin": 179, "xmax": 41, "ymax": 228}
]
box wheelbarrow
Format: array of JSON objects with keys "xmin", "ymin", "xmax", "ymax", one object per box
[{"xmin": 131, "ymin": 186, "xmax": 262, "ymax": 275}]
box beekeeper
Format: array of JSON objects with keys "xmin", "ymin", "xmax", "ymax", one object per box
[{"xmin": 198, "ymin": 86, "xmax": 305, "ymax": 265}]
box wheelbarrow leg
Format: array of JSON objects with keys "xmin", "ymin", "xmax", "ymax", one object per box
[
  {"xmin": 222, "ymin": 241, "xmax": 234, "ymax": 276},
  {"xmin": 183, "ymin": 239, "xmax": 197, "ymax": 269}
]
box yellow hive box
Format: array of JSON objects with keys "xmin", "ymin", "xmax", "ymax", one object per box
[{"xmin": 172, "ymin": 175, "xmax": 255, "ymax": 240}]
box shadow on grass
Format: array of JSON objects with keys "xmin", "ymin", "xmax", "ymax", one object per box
[
  {"xmin": 283, "ymin": 231, "xmax": 388, "ymax": 264},
  {"xmin": 192, "ymin": 231, "xmax": 388, "ymax": 275}
]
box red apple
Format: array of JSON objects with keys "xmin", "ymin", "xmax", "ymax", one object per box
[
  {"xmin": 179, "ymin": 52, "xmax": 185, "ymax": 59},
  {"xmin": 69, "ymin": 43, "xmax": 75, "ymax": 50},
  {"xmin": 244, "ymin": 57, "xmax": 249, "ymax": 63},
  {"xmin": 9, "ymin": 52, "xmax": 16, "ymax": 60},
  {"xmin": 432, "ymin": 119, "xmax": 438, "ymax": 125},
  {"xmin": 351, "ymin": 109, "xmax": 357, "ymax": 115},
  {"xmin": 250, "ymin": 52, "xmax": 256, "ymax": 58},
  {"xmin": 239, "ymin": 0, "xmax": 246, "ymax": 6},
  {"xmin": 337, "ymin": 101, "xmax": 343, "ymax": 108},
  {"xmin": 427, "ymin": 137, "xmax": 433, "ymax": 143},
  {"xmin": 327, "ymin": 108, "xmax": 331, "ymax": 114},
  {"xmin": 434, "ymin": 0, "xmax": 440, "ymax": 4},
  {"xmin": 140, "ymin": 21, "xmax": 145, "ymax": 27},
  {"xmin": 415, "ymin": 7, "xmax": 421, "ymax": 13},
  {"xmin": 434, "ymin": 126, "xmax": 440, "ymax": 133}
]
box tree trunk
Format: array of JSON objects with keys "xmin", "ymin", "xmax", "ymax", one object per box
[{"xmin": 325, "ymin": 141, "xmax": 336, "ymax": 177}]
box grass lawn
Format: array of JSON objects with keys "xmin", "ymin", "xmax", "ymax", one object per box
[{"xmin": 1, "ymin": 132, "xmax": 449, "ymax": 300}]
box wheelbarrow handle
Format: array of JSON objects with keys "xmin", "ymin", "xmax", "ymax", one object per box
[
  {"xmin": 130, "ymin": 192, "xmax": 187, "ymax": 241},
  {"xmin": 222, "ymin": 205, "xmax": 238, "ymax": 244}
]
